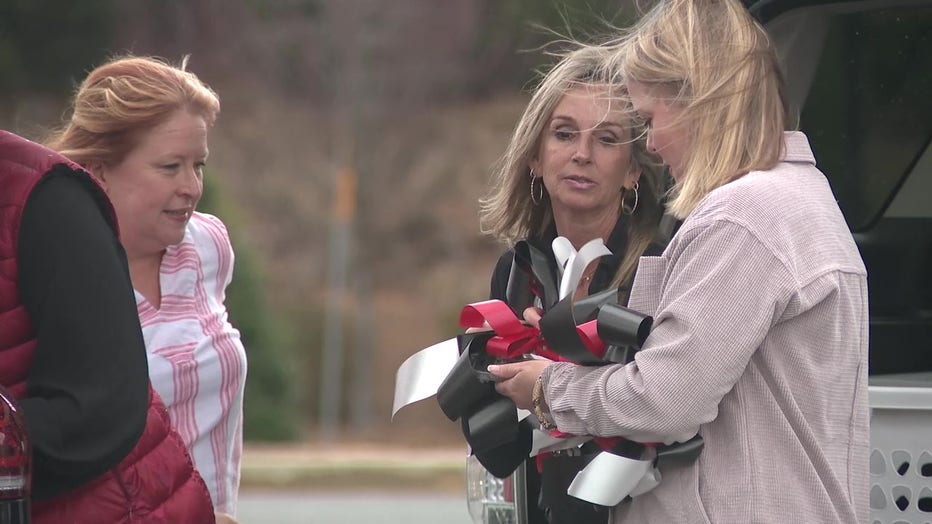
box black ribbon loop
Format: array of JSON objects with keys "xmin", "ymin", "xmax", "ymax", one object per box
[
  {"xmin": 436, "ymin": 335, "xmax": 497, "ymax": 421},
  {"xmin": 539, "ymin": 290, "xmax": 616, "ymax": 365},
  {"xmin": 470, "ymin": 418, "xmax": 534, "ymax": 479},
  {"xmin": 463, "ymin": 396, "xmax": 520, "ymax": 452},
  {"xmin": 436, "ymin": 332, "xmax": 531, "ymax": 477},
  {"xmin": 596, "ymin": 302, "xmax": 652, "ymax": 348},
  {"xmin": 656, "ymin": 434, "xmax": 705, "ymax": 469},
  {"xmin": 513, "ymin": 240, "xmax": 559, "ymax": 309}
]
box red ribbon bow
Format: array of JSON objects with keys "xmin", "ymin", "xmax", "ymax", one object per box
[
  {"xmin": 460, "ymin": 301, "xmax": 653, "ymax": 466},
  {"xmin": 459, "ymin": 300, "xmax": 610, "ymax": 362},
  {"xmin": 459, "ymin": 300, "xmax": 543, "ymax": 359}
]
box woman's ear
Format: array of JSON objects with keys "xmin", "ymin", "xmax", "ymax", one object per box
[
  {"xmin": 527, "ymin": 158, "xmax": 540, "ymax": 177},
  {"xmin": 626, "ymin": 167, "xmax": 642, "ymax": 190}
]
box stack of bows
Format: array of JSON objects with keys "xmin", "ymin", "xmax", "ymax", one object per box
[{"xmin": 392, "ymin": 237, "xmax": 702, "ymax": 507}]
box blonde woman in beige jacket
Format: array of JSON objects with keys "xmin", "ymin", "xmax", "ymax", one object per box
[{"xmin": 488, "ymin": 1, "xmax": 869, "ymax": 522}]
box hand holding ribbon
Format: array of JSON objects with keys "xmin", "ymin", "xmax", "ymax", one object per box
[
  {"xmin": 459, "ymin": 300, "xmax": 541, "ymax": 360},
  {"xmin": 486, "ymin": 360, "xmax": 550, "ymax": 411}
]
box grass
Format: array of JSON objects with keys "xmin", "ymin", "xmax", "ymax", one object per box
[{"xmin": 241, "ymin": 444, "xmax": 467, "ymax": 492}]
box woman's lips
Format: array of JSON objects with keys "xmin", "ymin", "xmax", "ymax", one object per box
[
  {"xmin": 563, "ymin": 175, "xmax": 596, "ymax": 189},
  {"xmin": 164, "ymin": 209, "xmax": 191, "ymax": 221}
]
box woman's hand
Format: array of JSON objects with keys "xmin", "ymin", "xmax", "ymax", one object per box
[
  {"xmin": 465, "ymin": 320, "xmax": 492, "ymax": 334},
  {"xmin": 487, "ymin": 359, "xmax": 551, "ymax": 410},
  {"xmin": 215, "ymin": 512, "xmax": 240, "ymax": 524},
  {"xmin": 523, "ymin": 307, "xmax": 543, "ymax": 328}
]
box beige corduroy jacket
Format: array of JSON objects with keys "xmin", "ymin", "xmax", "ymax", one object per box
[{"xmin": 543, "ymin": 132, "xmax": 869, "ymax": 523}]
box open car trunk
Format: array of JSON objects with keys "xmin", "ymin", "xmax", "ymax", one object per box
[
  {"xmin": 748, "ymin": 0, "xmax": 932, "ymax": 375},
  {"xmin": 752, "ymin": 3, "xmax": 932, "ymax": 521}
]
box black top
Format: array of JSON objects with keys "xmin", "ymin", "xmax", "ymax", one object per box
[
  {"xmin": 16, "ymin": 168, "xmax": 148, "ymax": 500},
  {"xmin": 489, "ymin": 216, "xmax": 664, "ymax": 304},
  {"xmin": 487, "ymin": 216, "xmax": 668, "ymax": 524}
]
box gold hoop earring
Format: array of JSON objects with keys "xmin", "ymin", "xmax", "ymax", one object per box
[
  {"xmin": 530, "ymin": 170, "xmax": 543, "ymax": 205},
  {"xmin": 623, "ymin": 182, "xmax": 639, "ymax": 215}
]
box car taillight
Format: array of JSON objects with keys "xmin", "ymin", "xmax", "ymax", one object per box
[
  {"xmin": 0, "ymin": 385, "xmax": 30, "ymax": 524},
  {"xmin": 465, "ymin": 455, "xmax": 526, "ymax": 524}
]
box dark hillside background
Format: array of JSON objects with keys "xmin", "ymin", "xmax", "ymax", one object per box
[{"xmin": 0, "ymin": 0, "xmax": 638, "ymax": 446}]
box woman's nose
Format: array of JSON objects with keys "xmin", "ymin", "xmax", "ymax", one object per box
[
  {"xmin": 180, "ymin": 167, "xmax": 203, "ymax": 197},
  {"xmin": 572, "ymin": 136, "xmax": 592, "ymax": 163},
  {"xmin": 646, "ymin": 131, "xmax": 658, "ymax": 153}
]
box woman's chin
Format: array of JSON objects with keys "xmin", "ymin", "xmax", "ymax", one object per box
[
  {"xmin": 552, "ymin": 198, "xmax": 618, "ymax": 219},
  {"xmin": 160, "ymin": 229, "xmax": 188, "ymax": 248}
]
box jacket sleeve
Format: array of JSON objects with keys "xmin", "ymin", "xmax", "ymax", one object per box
[
  {"xmin": 543, "ymin": 219, "xmax": 797, "ymax": 443},
  {"xmin": 17, "ymin": 171, "xmax": 149, "ymax": 499}
]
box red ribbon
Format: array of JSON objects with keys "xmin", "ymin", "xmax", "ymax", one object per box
[
  {"xmin": 574, "ymin": 319, "xmax": 607, "ymax": 359},
  {"xmin": 460, "ymin": 300, "xmax": 651, "ymax": 465},
  {"xmin": 459, "ymin": 300, "xmax": 609, "ymax": 362},
  {"xmin": 459, "ymin": 300, "xmax": 543, "ymax": 359}
]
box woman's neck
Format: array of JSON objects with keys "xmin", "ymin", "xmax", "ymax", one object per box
[
  {"xmin": 127, "ymin": 252, "xmax": 164, "ymax": 309},
  {"xmin": 552, "ymin": 205, "xmax": 620, "ymax": 250}
]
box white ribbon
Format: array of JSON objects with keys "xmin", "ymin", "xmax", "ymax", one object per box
[
  {"xmin": 550, "ymin": 237, "xmax": 661, "ymax": 505},
  {"xmin": 529, "ymin": 426, "xmax": 661, "ymax": 503},
  {"xmin": 552, "ymin": 237, "xmax": 612, "ymax": 299},
  {"xmin": 530, "ymin": 429, "xmax": 592, "ymax": 457},
  {"xmin": 391, "ymin": 338, "xmax": 460, "ymax": 419},
  {"xmin": 567, "ymin": 451, "xmax": 661, "ymax": 506}
]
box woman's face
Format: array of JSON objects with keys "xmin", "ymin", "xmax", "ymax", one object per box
[
  {"xmin": 530, "ymin": 86, "xmax": 639, "ymax": 220},
  {"xmin": 626, "ymin": 80, "xmax": 688, "ymax": 181},
  {"xmin": 98, "ymin": 109, "xmax": 208, "ymax": 260}
]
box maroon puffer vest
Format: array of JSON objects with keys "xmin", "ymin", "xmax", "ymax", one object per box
[{"xmin": 0, "ymin": 131, "xmax": 215, "ymax": 523}]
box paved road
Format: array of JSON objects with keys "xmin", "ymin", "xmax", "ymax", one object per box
[{"xmin": 237, "ymin": 489, "xmax": 475, "ymax": 524}]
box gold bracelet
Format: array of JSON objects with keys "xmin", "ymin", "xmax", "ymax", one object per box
[{"xmin": 531, "ymin": 374, "xmax": 556, "ymax": 430}]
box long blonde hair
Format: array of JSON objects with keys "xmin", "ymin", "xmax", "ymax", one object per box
[
  {"xmin": 479, "ymin": 44, "xmax": 663, "ymax": 291},
  {"xmin": 612, "ymin": 0, "xmax": 788, "ymax": 219},
  {"xmin": 46, "ymin": 55, "xmax": 220, "ymax": 169}
]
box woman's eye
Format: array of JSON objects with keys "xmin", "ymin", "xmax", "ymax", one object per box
[
  {"xmin": 160, "ymin": 163, "xmax": 180, "ymax": 172},
  {"xmin": 554, "ymin": 129, "xmax": 575, "ymax": 141},
  {"xmin": 195, "ymin": 162, "xmax": 207, "ymax": 177},
  {"xmin": 598, "ymin": 134, "xmax": 620, "ymax": 145}
]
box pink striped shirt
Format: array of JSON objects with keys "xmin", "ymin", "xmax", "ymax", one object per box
[{"xmin": 136, "ymin": 212, "xmax": 248, "ymax": 515}]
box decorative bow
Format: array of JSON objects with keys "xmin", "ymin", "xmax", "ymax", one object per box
[
  {"xmin": 434, "ymin": 238, "xmax": 660, "ymax": 483},
  {"xmin": 392, "ymin": 236, "xmax": 703, "ymax": 506}
]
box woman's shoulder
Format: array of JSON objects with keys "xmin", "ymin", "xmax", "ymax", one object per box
[
  {"xmin": 678, "ymin": 157, "xmax": 859, "ymax": 279},
  {"xmin": 182, "ymin": 212, "xmax": 235, "ymax": 280},
  {"xmin": 697, "ymin": 133, "xmax": 829, "ymax": 224},
  {"xmin": 186, "ymin": 212, "xmax": 231, "ymax": 245},
  {"xmin": 489, "ymin": 247, "xmax": 516, "ymax": 301},
  {"xmin": 692, "ymin": 162, "xmax": 829, "ymax": 232},
  {"xmin": 494, "ymin": 247, "xmax": 515, "ymax": 269}
]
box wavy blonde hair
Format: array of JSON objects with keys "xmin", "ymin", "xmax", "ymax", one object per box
[
  {"xmin": 611, "ymin": 0, "xmax": 788, "ymax": 219},
  {"xmin": 46, "ymin": 55, "xmax": 220, "ymax": 169},
  {"xmin": 479, "ymin": 45, "xmax": 663, "ymax": 291}
]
